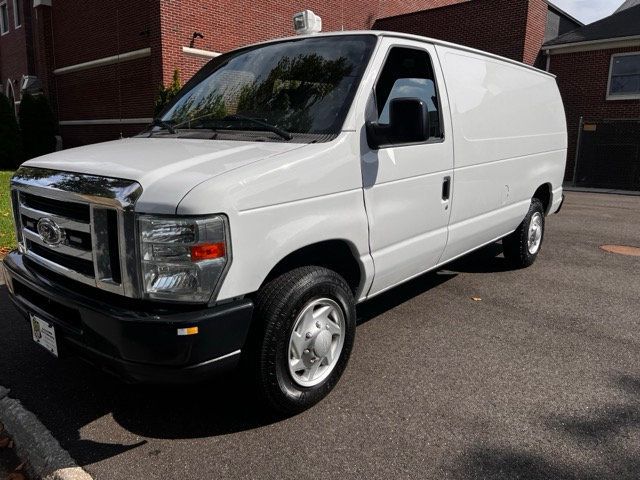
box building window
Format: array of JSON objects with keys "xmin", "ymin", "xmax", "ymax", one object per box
[
  {"xmin": 12, "ymin": 0, "xmax": 20, "ymax": 28},
  {"xmin": 0, "ymin": 2, "xmax": 9, "ymax": 35},
  {"xmin": 608, "ymin": 52, "xmax": 640, "ymax": 100}
]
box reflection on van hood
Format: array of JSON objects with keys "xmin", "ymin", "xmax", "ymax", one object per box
[{"xmin": 24, "ymin": 137, "xmax": 308, "ymax": 214}]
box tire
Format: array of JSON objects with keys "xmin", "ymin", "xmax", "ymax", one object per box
[
  {"xmin": 503, "ymin": 198, "xmax": 545, "ymax": 269},
  {"xmin": 249, "ymin": 266, "xmax": 356, "ymax": 415}
]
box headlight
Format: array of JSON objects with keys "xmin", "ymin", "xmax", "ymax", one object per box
[{"xmin": 138, "ymin": 215, "xmax": 230, "ymax": 303}]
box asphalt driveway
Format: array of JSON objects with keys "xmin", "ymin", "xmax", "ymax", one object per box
[{"xmin": 0, "ymin": 191, "xmax": 639, "ymax": 480}]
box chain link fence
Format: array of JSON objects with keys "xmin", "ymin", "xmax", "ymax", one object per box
[{"xmin": 573, "ymin": 118, "xmax": 640, "ymax": 191}]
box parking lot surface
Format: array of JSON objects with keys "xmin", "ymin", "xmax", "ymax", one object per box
[{"xmin": 0, "ymin": 191, "xmax": 639, "ymax": 480}]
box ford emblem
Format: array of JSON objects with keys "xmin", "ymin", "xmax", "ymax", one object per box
[{"xmin": 36, "ymin": 218, "xmax": 65, "ymax": 246}]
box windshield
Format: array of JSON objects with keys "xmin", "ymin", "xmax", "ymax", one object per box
[{"xmin": 154, "ymin": 35, "xmax": 376, "ymax": 142}]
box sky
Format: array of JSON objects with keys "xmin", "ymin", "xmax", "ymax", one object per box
[{"xmin": 550, "ymin": 0, "xmax": 623, "ymax": 24}]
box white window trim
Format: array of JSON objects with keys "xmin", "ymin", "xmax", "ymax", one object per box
[
  {"xmin": 12, "ymin": 0, "xmax": 20, "ymax": 28},
  {"xmin": 53, "ymin": 47, "xmax": 151, "ymax": 75},
  {"xmin": 606, "ymin": 51, "xmax": 640, "ymax": 101},
  {"xmin": 6, "ymin": 78, "xmax": 16, "ymax": 115},
  {"xmin": 182, "ymin": 46, "xmax": 221, "ymax": 59},
  {"xmin": 0, "ymin": 1, "xmax": 9, "ymax": 35},
  {"xmin": 5, "ymin": 78, "xmax": 14, "ymax": 98}
]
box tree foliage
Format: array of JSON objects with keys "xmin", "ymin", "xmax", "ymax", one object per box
[
  {"xmin": 157, "ymin": 54, "xmax": 352, "ymax": 134},
  {"xmin": 236, "ymin": 53, "xmax": 352, "ymax": 132},
  {"xmin": 0, "ymin": 92, "xmax": 22, "ymax": 169},
  {"xmin": 154, "ymin": 69, "xmax": 182, "ymax": 116},
  {"xmin": 168, "ymin": 93, "xmax": 228, "ymax": 127},
  {"xmin": 19, "ymin": 94, "xmax": 58, "ymax": 160}
]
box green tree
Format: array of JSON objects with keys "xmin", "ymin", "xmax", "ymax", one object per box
[
  {"xmin": 154, "ymin": 69, "xmax": 182, "ymax": 116},
  {"xmin": 169, "ymin": 92, "xmax": 228, "ymax": 127},
  {"xmin": 0, "ymin": 93, "xmax": 22, "ymax": 168},
  {"xmin": 19, "ymin": 93, "xmax": 58, "ymax": 160}
]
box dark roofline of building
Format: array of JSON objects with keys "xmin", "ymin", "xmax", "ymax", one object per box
[
  {"xmin": 545, "ymin": 1, "xmax": 584, "ymax": 27},
  {"xmin": 543, "ymin": 3, "xmax": 640, "ymax": 47},
  {"xmin": 615, "ymin": 0, "xmax": 640, "ymax": 14}
]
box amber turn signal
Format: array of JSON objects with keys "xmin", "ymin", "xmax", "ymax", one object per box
[
  {"xmin": 177, "ymin": 326, "xmax": 199, "ymax": 336},
  {"xmin": 190, "ymin": 242, "xmax": 226, "ymax": 261}
]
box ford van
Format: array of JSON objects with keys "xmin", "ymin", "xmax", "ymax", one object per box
[{"xmin": 3, "ymin": 30, "xmax": 567, "ymax": 413}]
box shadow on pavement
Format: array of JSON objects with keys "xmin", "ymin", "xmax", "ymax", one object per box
[
  {"xmin": 357, "ymin": 270, "xmax": 455, "ymax": 325},
  {"xmin": 452, "ymin": 373, "xmax": 640, "ymax": 480},
  {"xmin": 358, "ymin": 242, "xmax": 513, "ymax": 325},
  {"xmin": 445, "ymin": 242, "xmax": 513, "ymax": 274}
]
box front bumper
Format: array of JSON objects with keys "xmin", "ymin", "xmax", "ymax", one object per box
[{"xmin": 3, "ymin": 251, "xmax": 254, "ymax": 383}]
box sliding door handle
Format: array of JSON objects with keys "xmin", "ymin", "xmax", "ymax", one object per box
[{"xmin": 442, "ymin": 176, "xmax": 451, "ymax": 201}]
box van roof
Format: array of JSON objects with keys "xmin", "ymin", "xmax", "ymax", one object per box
[{"xmin": 240, "ymin": 30, "xmax": 556, "ymax": 79}]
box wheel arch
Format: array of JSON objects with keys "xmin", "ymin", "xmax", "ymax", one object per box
[
  {"xmin": 533, "ymin": 183, "xmax": 552, "ymax": 215},
  {"xmin": 259, "ymin": 239, "xmax": 365, "ymax": 298}
]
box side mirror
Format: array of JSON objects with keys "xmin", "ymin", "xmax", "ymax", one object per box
[{"xmin": 366, "ymin": 97, "xmax": 430, "ymax": 149}]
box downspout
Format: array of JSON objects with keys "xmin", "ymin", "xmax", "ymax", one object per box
[{"xmin": 545, "ymin": 49, "xmax": 551, "ymax": 72}]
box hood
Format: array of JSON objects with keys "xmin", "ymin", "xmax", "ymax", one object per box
[{"xmin": 24, "ymin": 137, "xmax": 307, "ymax": 214}]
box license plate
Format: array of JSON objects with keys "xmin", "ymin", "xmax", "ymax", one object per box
[{"xmin": 30, "ymin": 314, "xmax": 58, "ymax": 357}]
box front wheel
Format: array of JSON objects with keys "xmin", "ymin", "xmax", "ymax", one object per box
[
  {"xmin": 250, "ymin": 266, "xmax": 356, "ymax": 414},
  {"xmin": 503, "ymin": 198, "xmax": 545, "ymax": 268}
]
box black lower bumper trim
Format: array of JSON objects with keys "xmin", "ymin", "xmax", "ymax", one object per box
[
  {"xmin": 68, "ymin": 340, "xmax": 242, "ymax": 384},
  {"xmin": 3, "ymin": 251, "xmax": 254, "ymax": 383}
]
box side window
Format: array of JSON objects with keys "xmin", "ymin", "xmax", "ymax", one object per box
[
  {"xmin": 13, "ymin": 0, "xmax": 20, "ymax": 28},
  {"xmin": 0, "ymin": 2, "xmax": 9, "ymax": 35},
  {"xmin": 608, "ymin": 53, "xmax": 640, "ymax": 99},
  {"xmin": 375, "ymin": 47, "xmax": 443, "ymax": 139}
]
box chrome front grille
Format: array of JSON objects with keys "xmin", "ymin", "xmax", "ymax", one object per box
[{"xmin": 11, "ymin": 167, "xmax": 143, "ymax": 297}]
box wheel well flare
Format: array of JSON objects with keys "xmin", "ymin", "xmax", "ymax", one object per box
[{"xmin": 262, "ymin": 240, "xmax": 362, "ymax": 295}]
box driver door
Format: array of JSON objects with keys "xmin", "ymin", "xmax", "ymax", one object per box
[{"xmin": 361, "ymin": 39, "xmax": 454, "ymax": 297}]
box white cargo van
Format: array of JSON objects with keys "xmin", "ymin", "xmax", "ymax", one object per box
[{"xmin": 4, "ymin": 31, "xmax": 566, "ymax": 413}]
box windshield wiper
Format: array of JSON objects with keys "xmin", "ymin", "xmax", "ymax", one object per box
[
  {"xmin": 148, "ymin": 118, "xmax": 176, "ymax": 134},
  {"xmin": 222, "ymin": 114, "xmax": 293, "ymax": 140},
  {"xmin": 162, "ymin": 113, "xmax": 293, "ymax": 140}
]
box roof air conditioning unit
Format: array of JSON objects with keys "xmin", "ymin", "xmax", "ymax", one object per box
[{"xmin": 293, "ymin": 10, "xmax": 322, "ymax": 35}]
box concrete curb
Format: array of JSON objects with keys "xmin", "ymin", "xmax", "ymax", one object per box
[{"xmin": 0, "ymin": 386, "xmax": 93, "ymax": 480}]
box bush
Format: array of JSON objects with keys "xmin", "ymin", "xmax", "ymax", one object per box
[
  {"xmin": 154, "ymin": 69, "xmax": 182, "ymax": 116},
  {"xmin": 0, "ymin": 92, "xmax": 22, "ymax": 168},
  {"xmin": 19, "ymin": 93, "xmax": 58, "ymax": 160}
]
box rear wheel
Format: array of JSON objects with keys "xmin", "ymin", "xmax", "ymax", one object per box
[
  {"xmin": 503, "ymin": 198, "xmax": 545, "ymax": 268},
  {"xmin": 250, "ymin": 266, "xmax": 356, "ymax": 414}
]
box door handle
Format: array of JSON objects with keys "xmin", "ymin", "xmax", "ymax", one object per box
[{"xmin": 442, "ymin": 176, "xmax": 451, "ymax": 201}]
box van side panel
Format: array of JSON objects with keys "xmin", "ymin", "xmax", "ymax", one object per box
[
  {"xmin": 177, "ymin": 132, "xmax": 374, "ymax": 302},
  {"xmin": 436, "ymin": 46, "xmax": 567, "ymax": 262}
]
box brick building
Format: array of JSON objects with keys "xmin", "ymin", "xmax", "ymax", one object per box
[
  {"xmin": 2, "ymin": 1, "xmax": 637, "ymax": 187},
  {"xmin": 374, "ymin": 0, "xmax": 581, "ymax": 68},
  {"xmin": 0, "ymin": 0, "xmax": 581, "ymax": 148},
  {"xmin": 0, "ymin": 0, "xmax": 470, "ymax": 148},
  {"xmin": 544, "ymin": 3, "xmax": 640, "ymax": 186},
  {"xmin": 0, "ymin": 0, "xmax": 33, "ymax": 113}
]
